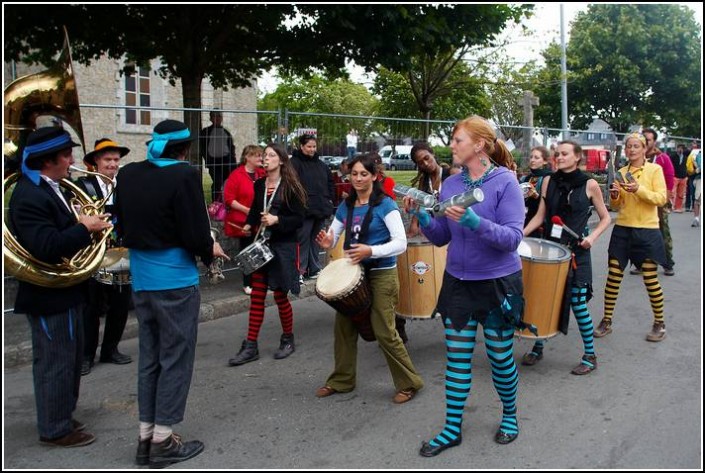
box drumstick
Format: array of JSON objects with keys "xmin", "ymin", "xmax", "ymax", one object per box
[{"xmin": 551, "ymin": 216, "xmax": 582, "ymax": 241}]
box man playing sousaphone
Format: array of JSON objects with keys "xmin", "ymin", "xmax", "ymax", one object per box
[
  {"xmin": 75, "ymin": 138, "xmax": 133, "ymax": 375},
  {"xmin": 9, "ymin": 127, "xmax": 112, "ymax": 448}
]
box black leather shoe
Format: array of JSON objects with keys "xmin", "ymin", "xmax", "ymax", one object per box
[
  {"xmin": 136, "ymin": 437, "xmax": 151, "ymax": 466},
  {"xmin": 149, "ymin": 434, "xmax": 204, "ymax": 468},
  {"xmin": 100, "ymin": 350, "xmax": 132, "ymax": 365},
  {"xmin": 495, "ymin": 429, "xmax": 518, "ymax": 445},
  {"xmin": 81, "ymin": 359, "xmax": 93, "ymax": 376},
  {"xmin": 419, "ymin": 435, "xmax": 462, "ymax": 457}
]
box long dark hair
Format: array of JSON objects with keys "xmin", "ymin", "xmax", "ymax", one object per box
[
  {"xmin": 344, "ymin": 153, "xmax": 386, "ymax": 208},
  {"xmin": 265, "ymin": 144, "xmax": 307, "ymax": 209},
  {"xmin": 410, "ymin": 142, "xmax": 437, "ymax": 192}
]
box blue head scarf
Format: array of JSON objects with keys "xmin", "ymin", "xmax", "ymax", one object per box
[{"xmin": 146, "ymin": 128, "xmax": 192, "ymax": 167}]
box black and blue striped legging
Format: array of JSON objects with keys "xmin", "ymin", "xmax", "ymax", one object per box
[
  {"xmin": 531, "ymin": 285, "xmax": 595, "ymax": 356},
  {"xmin": 427, "ymin": 319, "xmax": 518, "ymax": 448}
]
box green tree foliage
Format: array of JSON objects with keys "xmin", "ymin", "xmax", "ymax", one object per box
[
  {"xmin": 257, "ymin": 75, "xmax": 377, "ymax": 144},
  {"xmin": 535, "ymin": 4, "xmax": 701, "ymax": 136},
  {"xmin": 373, "ymin": 61, "xmax": 491, "ymax": 143}
]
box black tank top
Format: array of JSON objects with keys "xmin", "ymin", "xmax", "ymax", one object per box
[{"xmin": 542, "ymin": 170, "xmax": 592, "ymax": 247}]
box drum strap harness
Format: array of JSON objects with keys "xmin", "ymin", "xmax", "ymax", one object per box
[{"xmin": 343, "ymin": 201, "xmax": 379, "ymax": 271}]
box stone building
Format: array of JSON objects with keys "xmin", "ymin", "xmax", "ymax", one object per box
[{"xmin": 4, "ymin": 56, "xmax": 258, "ymax": 167}]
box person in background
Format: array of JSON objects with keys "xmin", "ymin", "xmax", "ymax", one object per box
[
  {"xmin": 371, "ymin": 152, "xmax": 396, "ymax": 199},
  {"xmin": 10, "ymin": 127, "xmax": 112, "ymax": 448},
  {"xmin": 670, "ymin": 143, "xmax": 689, "ymax": 213},
  {"xmin": 76, "ymin": 138, "xmax": 133, "ymax": 376},
  {"xmin": 223, "ymin": 145, "xmax": 266, "ymax": 295},
  {"xmin": 346, "ymin": 128, "xmax": 358, "ymax": 161},
  {"xmin": 519, "ymin": 146, "xmax": 553, "ymax": 238},
  {"xmin": 686, "ymin": 145, "xmax": 701, "ymax": 227},
  {"xmin": 116, "ymin": 119, "xmax": 228, "ymax": 467},
  {"xmin": 291, "ymin": 134, "xmax": 334, "ymax": 281},
  {"xmin": 199, "ymin": 110, "xmax": 236, "ymax": 203}
]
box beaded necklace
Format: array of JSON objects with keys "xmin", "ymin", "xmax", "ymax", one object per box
[{"xmin": 461, "ymin": 164, "xmax": 495, "ymax": 190}]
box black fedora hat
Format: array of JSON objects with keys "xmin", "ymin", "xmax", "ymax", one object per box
[
  {"xmin": 23, "ymin": 127, "xmax": 80, "ymax": 166},
  {"xmin": 145, "ymin": 119, "xmax": 196, "ymax": 146},
  {"xmin": 83, "ymin": 138, "xmax": 130, "ymax": 167}
]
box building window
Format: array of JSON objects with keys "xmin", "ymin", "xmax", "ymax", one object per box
[
  {"xmin": 125, "ymin": 67, "xmax": 151, "ymax": 125},
  {"xmin": 587, "ymin": 133, "xmax": 596, "ymax": 141}
]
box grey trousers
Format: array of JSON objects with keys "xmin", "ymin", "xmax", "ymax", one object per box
[
  {"xmin": 133, "ymin": 286, "xmax": 200, "ymax": 425},
  {"xmin": 27, "ymin": 306, "xmax": 84, "ymax": 439}
]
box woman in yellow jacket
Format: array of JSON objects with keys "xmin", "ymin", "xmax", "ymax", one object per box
[{"xmin": 595, "ymin": 133, "xmax": 668, "ymax": 341}]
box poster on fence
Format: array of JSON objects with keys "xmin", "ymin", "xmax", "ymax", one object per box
[{"xmin": 295, "ymin": 128, "xmax": 317, "ymax": 138}]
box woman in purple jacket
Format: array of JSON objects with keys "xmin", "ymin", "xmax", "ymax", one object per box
[{"xmin": 409, "ymin": 116, "xmax": 526, "ymax": 457}]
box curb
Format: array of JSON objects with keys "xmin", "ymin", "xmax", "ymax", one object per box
[{"xmin": 3, "ymin": 280, "xmax": 319, "ymax": 369}]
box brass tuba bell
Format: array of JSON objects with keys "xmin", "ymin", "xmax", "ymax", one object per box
[{"xmin": 3, "ymin": 29, "xmax": 114, "ymax": 288}]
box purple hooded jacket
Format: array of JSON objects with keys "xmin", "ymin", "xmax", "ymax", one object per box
[{"xmin": 421, "ymin": 167, "xmax": 524, "ymax": 280}]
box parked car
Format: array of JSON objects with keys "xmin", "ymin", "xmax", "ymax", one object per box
[
  {"xmin": 379, "ymin": 145, "xmax": 413, "ymax": 170},
  {"xmin": 327, "ymin": 156, "xmax": 346, "ymax": 170},
  {"xmin": 389, "ymin": 153, "xmax": 416, "ymax": 171}
]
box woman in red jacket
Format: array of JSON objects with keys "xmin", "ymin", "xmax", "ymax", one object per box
[{"xmin": 223, "ymin": 145, "xmax": 266, "ymax": 294}]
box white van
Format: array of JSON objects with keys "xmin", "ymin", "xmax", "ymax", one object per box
[{"xmin": 379, "ymin": 145, "xmax": 413, "ymax": 170}]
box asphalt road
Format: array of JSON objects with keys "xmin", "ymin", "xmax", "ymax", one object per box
[{"xmin": 3, "ymin": 212, "xmax": 702, "ymax": 469}]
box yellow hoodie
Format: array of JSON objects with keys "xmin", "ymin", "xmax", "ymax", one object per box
[{"xmin": 610, "ymin": 162, "xmax": 667, "ymax": 229}]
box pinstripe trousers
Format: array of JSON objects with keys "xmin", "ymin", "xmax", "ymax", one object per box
[
  {"xmin": 133, "ymin": 285, "xmax": 200, "ymax": 425},
  {"xmin": 27, "ymin": 306, "xmax": 84, "ymax": 439}
]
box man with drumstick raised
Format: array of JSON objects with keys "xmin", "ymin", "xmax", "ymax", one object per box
[
  {"xmin": 523, "ymin": 140, "xmax": 611, "ymax": 375},
  {"xmin": 315, "ymin": 153, "xmax": 424, "ymax": 404}
]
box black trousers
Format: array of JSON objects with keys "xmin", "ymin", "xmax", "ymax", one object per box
[{"xmin": 83, "ymin": 279, "xmax": 131, "ymax": 361}]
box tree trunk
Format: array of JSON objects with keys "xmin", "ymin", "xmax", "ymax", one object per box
[{"xmin": 181, "ymin": 74, "xmax": 204, "ymax": 166}]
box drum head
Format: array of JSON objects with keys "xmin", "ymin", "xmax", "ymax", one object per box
[
  {"xmin": 316, "ymin": 258, "xmax": 362, "ymax": 297},
  {"xmin": 518, "ymin": 238, "xmax": 571, "ymax": 262}
]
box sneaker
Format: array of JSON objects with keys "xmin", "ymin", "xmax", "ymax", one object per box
[
  {"xmin": 308, "ymin": 271, "xmax": 320, "ymax": 279},
  {"xmin": 243, "ymin": 286, "xmax": 252, "ymax": 295},
  {"xmin": 593, "ymin": 318, "xmax": 613, "ymax": 338},
  {"xmin": 629, "ymin": 266, "xmax": 642, "ymax": 275},
  {"xmin": 692, "ymin": 217, "xmax": 700, "ymax": 227},
  {"xmin": 228, "ymin": 340, "xmax": 259, "ymax": 366},
  {"xmin": 646, "ymin": 321, "xmax": 666, "ymax": 342},
  {"xmin": 299, "ymin": 275, "xmax": 305, "ymax": 285},
  {"xmin": 663, "ymin": 267, "xmax": 675, "ymax": 276}
]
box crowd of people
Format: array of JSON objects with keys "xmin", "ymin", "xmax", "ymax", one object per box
[{"xmin": 8, "ymin": 112, "xmax": 699, "ymax": 466}]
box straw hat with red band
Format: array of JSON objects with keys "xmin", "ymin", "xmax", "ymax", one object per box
[{"xmin": 83, "ymin": 138, "xmax": 130, "ymax": 167}]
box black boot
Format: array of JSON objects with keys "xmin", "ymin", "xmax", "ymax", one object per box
[
  {"xmin": 273, "ymin": 333, "xmax": 295, "ymax": 360},
  {"xmin": 228, "ymin": 340, "xmax": 259, "ymax": 366}
]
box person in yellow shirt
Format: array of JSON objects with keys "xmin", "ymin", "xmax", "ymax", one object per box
[{"xmin": 594, "ymin": 132, "xmax": 668, "ymax": 342}]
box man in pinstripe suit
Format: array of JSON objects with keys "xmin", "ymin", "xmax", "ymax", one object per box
[{"xmin": 9, "ymin": 127, "xmax": 112, "ymax": 447}]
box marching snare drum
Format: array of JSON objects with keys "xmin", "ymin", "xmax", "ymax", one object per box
[
  {"xmin": 516, "ymin": 238, "xmax": 571, "ymax": 339},
  {"xmin": 233, "ymin": 239, "xmax": 274, "ymax": 275},
  {"xmin": 395, "ymin": 237, "xmax": 447, "ymax": 319},
  {"xmin": 94, "ymin": 248, "xmax": 131, "ymax": 286},
  {"xmin": 316, "ymin": 258, "xmax": 375, "ymax": 341}
]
